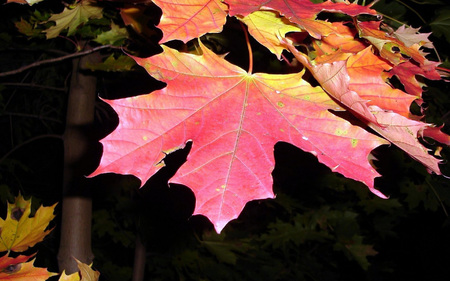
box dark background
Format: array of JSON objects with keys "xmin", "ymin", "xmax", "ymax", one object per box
[{"xmin": 1, "ymin": 0, "xmax": 449, "ymax": 280}]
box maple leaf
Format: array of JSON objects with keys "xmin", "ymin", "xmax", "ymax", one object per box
[
  {"xmin": 43, "ymin": 0, "xmax": 103, "ymax": 39},
  {"xmin": 59, "ymin": 259, "xmax": 100, "ymax": 281},
  {"xmin": 153, "ymin": 0, "xmax": 228, "ymax": 43},
  {"xmin": 283, "ymin": 39, "xmax": 442, "ymax": 178},
  {"xmin": 226, "ymin": 0, "xmax": 377, "ymax": 39},
  {"xmin": 14, "ymin": 18, "xmax": 42, "ymax": 37},
  {"xmin": 93, "ymin": 22, "xmax": 129, "ymax": 46},
  {"xmin": 393, "ymin": 25, "xmax": 434, "ymax": 48},
  {"xmin": 91, "ymin": 0, "xmax": 449, "ymax": 233},
  {"xmin": 310, "ymin": 21, "xmax": 367, "ymax": 57},
  {"xmin": 86, "ymin": 54, "xmax": 136, "ymax": 72},
  {"xmin": 388, "ymin": 60, "xmax": 441, "ymax": 97},
  {"xmin": 356, "ymin": 21, "xmax": 440, "ymax": 73},
  {"xmin": 239, "ymin": 10, "xmax": 302, "ymax": 59},
  {"xmin": 0, "ymin": 194, "xmax": 56, "ymax": 253},
  {"xmin": 345, "ymin": 47, "xmax": 417, "ymax": 117},
  {"xmin": 90, "ymin": 42, "xmax": 388, "ymax": 232},
  {"xmin": 0, "ymin": 254, "xmax": 57, "ymax": 281}
]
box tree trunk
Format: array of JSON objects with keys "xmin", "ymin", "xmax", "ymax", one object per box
[
  {"xmin": 132, "ymin": 235, "xmax": 147, "ymax": 281},
  {"xmin": 58, "ymin": 46, "xmax": 98, "ymax": 274}
]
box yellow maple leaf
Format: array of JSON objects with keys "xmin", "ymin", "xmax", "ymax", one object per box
[
  {"xmin": 0, "ymin": 194, "xmax": 56, "ymax": 253},
  {"xmin": 44, "ymin": 0, "xmax": 103, "ymax": 39},
  {"xmin": 59, "ymin": 259, "xmax": 100, "ymax": 281},
  {"xmin": 239, "ymin": 10, "xmax": 302, "ymax": 59}
]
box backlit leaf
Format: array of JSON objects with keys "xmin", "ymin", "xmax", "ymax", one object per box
[
  {"xmin": 0, "ymin": 194, "xmax": 56, "ymax": 253},
  {"xmin": 90, "ymin": 42, "xmax": 388, "ymax": 232},
  {"xmin": 153, "ymin": 0, "xmax": 228, "ymax": 43},
  {"xmin": 0, "ymin": 254, "xmax": 57, "ymax": 281},
  {"xmin": 59, "ymin": 259, "xmax": 100, "ymax": 281}
]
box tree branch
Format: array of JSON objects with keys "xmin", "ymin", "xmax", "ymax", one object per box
[
  {"xmin": 0, "ymin": 45, "xmax": 115, "ymax": 78},
  {"xmin": 2, "ymin": 82, "xmax": 67, "ymax": 92},
  {"xmin": 0, "ymin": 134, "xmax": 63, "ymax": 164}
]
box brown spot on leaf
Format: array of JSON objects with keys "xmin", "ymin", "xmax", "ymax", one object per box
[
  {"xmin": 4, "ymin": 264, "xmax": 21, "ymax": 274},
  {"xmin": 11, "ymin": 208, "xmax": 24, "ymax": 221},
  {"xmin": 391, "ymin": 46, "xmax": 400, "ymax": 53}
]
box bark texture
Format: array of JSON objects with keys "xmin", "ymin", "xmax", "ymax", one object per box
[{"xmin": 58, "ymin": 47, "xmax": 98, "ymax": 274}]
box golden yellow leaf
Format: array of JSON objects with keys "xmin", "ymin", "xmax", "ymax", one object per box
[
  {"xmin": 0, "ymin": 194, "xmax": 56, "ymax": 253},
  {"xmin": 239, "ymin": 10, "xmax": 302, "ymax": 59},
  {"xmin": 59, "ymin": 259, "xmax": 100, "ymax": 281}
]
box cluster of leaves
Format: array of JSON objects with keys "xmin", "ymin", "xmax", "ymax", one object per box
[
  {"xmin": 1, "ymin": 0, "xmax": 450, "ymax": 280},
  {"xmin": 86, "ymin": 0, "xmax": 450, "ymax": 233},
  {"xmin": 0, "ymin": 194, "xmax": 100, "ymax": 281},
  {"xmin": 0, "ymin": 194, "xmax": 56, "ymax": 280}
]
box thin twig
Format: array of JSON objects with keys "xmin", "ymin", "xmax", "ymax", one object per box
[
  {"xmin": 2, "ymin": 48, "xmax": 69, "ymax": 56},
  {"xmin": 0, "ymin": 44, "xmax": 115, "ymax": 77},
  {"xmin": 1, "ymin": 82, "xmax": 67, "ymax": 92},
  {"xmin": 0, "ymin": 134, "xmax": 63, "ymax": 164},
  {"xmin": 426, "ymin": 178, "xmax": 449, "ymax": 217},
  {"xmin": 3, "ymin": 111, "xmax": 62, "ymax": 123}
]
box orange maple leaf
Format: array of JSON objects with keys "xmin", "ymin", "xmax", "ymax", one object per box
[
  {"xmin": 388, "ymin": 60, "xmax": 441, "ymax": 97},
  {"xmin": 153, "ymin": 0, "xmax": 228, "ymax": 43},
  {"xmin": 283, "ymin": 40, "xmax": 442, "ymax": 177},
  {"xmin": 0, "ymin": 254, "xmax": 57, "ymax": 281},
  {"xmin": 0, "ymin": 194, "xmax": 56, "ymax": 253}
]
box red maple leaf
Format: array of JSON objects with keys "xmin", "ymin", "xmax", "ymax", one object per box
[
  {"xmin": 90, "ymin": 42, "xmax": 389, "ymax": 232},
  {"xmin": 94, "ymin": 0, "xmax": 448, "ymax": 233},
  {"xmin": 388, "ymin": 60, "xmax": 441, "ymax": 97}
]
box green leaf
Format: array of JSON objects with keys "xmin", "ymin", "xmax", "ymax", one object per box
[
  {"xmin": 86, "ymin": 54, "xmax": 136, "ymax": 72},
  {"xmin": 430, "ymin": 8, "xmax": 450, "ymax": 43},
  {"xmin": 15, "ymin": 17, "xmax": 42, "ymax": 37},
  {"xmin": 43, "ymin": 0, "xmax": 103, "ymax": 39},
  {"xmin": 93, "ymin": 23, "xmax": 129, "ymax": 46},
  {"xmin": 202, "ymin": 232, "xmax": 239, "ymax": 265},
  {"xmin": 334, "ymin": 235, "xmax": 377, "ymax": 270}
]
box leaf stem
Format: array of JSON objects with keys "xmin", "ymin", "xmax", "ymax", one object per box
[
  {"xmin": 426, "ymin": 178, "xmax": 449, "ymax": 217},
  {"xmin": 239, "ymin": 21, "xmax": 253, "ymax": 74},
  {"xmin": 395, "ymin": 0, "xmax": 426, "ymax": 24}
]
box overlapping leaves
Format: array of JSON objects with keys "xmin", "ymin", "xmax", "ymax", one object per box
[
  {"xmin": 0, "ymin": 195, "xmax": 57, "ymax": 281},
  {"xmin": 91, "ymin": 0, "xmax": 449, "ymax": 232}
]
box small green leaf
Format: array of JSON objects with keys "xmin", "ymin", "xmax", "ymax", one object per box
[
  {"xmin": 86, "ymin": 54, "xmax": 136, "ymax": 72},
  {"xmin": 430, "ymin": 8, "xmax": 450, "ymax": 43},
  {"xmin": 44, "ymin": 0, "xmax": 103, "ymax": 39},
  {"xmin": 15, "ymin": 18, "xmax": 42, "ymax": 37},
  {"xmin": 93, "ymin": 23, "xmax": 129, "ymax": 46}
]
